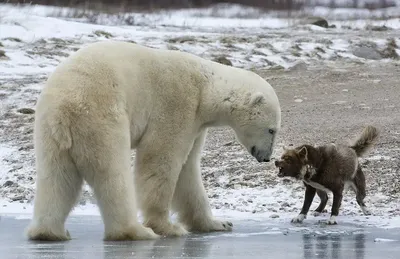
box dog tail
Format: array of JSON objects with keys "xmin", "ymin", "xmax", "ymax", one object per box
[{"xmin": 349, "ymin": 125, "xmax": 379, "ymax": 157}]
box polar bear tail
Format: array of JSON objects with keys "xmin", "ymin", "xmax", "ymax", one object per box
[{"xmin": 49, "ymin": 116, "xmax": 72, "ymax": 150}]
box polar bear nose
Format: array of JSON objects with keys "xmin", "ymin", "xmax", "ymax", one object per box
[{"xmin": 263, "ymin": 159, "xmax": 270, "ymax": 162}]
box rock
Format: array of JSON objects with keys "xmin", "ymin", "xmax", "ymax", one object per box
[
  {"xmin": 17, "ymin": 108, "xmax": 35, "ymax": 114},
  {"xmin": 167, "ymin": 44, "xmax": 179, "ymax": 51},
  {"xmin": 301, "ymin": 16, "xmax": 329, "ymax": 28},
  {"xmin": 11, "ymin": 196, "xmax": 24, "ymax": 201},
  {"xmin": 223, "ymin": 141, "xmax": 234, "ymax": 146},
  {"xmin": 281, "ymin": 202, "xmax": 291, "ymax": 207},
  {"xmin": 213, "ymin": 56, "xmax": 233, "ymax": 66},
  {"xmin": 3, "ymin": 180, "xmax": 14, "ymax": 187},
  {"xmin": 366, "ymin": 25, "xmax": 390, "ymax": 31},
  {"xmin": 289, "ymin": 61, "xmax": 307, "ymax": 71},
  {"xmin": 353, "ymin": 46, "xmax": 382, "ymax": 60},
  {"xmin": 270, "ymin": 65, "xmax": 285, "ymax": 70},
  {"xmin": 167, "ymin": 36, "xmax": 196, "ymax": 44},
  {"xmin": 270, "ymin": 214, "xmax": 280, "ymax": 218},
  {"xmin": 0, "ymin": 49, "xmax": 9, "ymax": 60}
]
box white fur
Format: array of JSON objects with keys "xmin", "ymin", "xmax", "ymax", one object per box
[
  {"xmin": 327, "ymin": 215, "xmax": 337, "ymax": 225},
  {"xmin": 300, "ymin": 164, "xmax": 317, "ymax": 179},
  {"xmin": 303, "ymin": 179, "xmax": 331, "ymax": 193},
  {"xmin": 361, "ymin": 206, "xmax": 371, "ymax": 216},
  {"xmin": 291, "ymin": 214, "xmax": 306, "ymax": 223},
  {"xmin": 26, "ymin": 41, "xmax": 281, "ymax": 241}
]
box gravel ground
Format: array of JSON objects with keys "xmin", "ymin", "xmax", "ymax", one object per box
[
  {"xmin": 1, "ymin": 6, "xmax": 400, "ymax": 222},
  {"xmin": 201, "ymin": 61, "xmax": 400, "ymax": 217}
]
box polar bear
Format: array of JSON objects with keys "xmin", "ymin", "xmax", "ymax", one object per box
[{"xmin": 26, "ymin": 40, "xmax": 281, "ymax": 241}]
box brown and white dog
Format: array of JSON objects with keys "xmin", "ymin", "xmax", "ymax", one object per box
[{"xmin": 274, "ymin": 125, "xmax": 379, "ymax": 225}]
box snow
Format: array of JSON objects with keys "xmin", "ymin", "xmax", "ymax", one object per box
[
  {"xmin": 374, "ymin": 238, "xmax": 398, "ymax": 242},
  {"xmin": 1, "ymin": 2, "xmax": 400, "ymax": 232}
]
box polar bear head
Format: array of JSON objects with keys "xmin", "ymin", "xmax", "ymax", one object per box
[{"xmin": 229, "ymin": 91, "xmax": 281, "ymax": 163}]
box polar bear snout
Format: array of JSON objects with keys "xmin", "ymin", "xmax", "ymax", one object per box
[{"xmin": 251, "ymin": 146, "xmax": 272, "ymax": 163}]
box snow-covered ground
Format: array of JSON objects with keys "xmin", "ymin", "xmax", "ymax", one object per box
[{"xmin": 1, "ymin": 3, "xmax": 400, "ymax": 231}]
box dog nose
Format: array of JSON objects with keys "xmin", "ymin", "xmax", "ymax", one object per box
[{"xmin": 274, "ymin": 160, "xmax": 279, "ymax": 166}]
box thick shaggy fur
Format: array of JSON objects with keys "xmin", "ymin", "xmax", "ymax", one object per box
[
  {"xmin": 26, "ymin": 41, "xmax": 281, "ymax": 241},
  {"xmin": 275, "ymin": 126, "xmax": 379, "ymax": 225}
]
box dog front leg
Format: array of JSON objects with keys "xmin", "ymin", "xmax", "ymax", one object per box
[
  {"xmin": 291, "ymin": 184, "xmax": 316, "ymax": 223},
  {"xmin": 327, "ymin": 191, "xmax": 343, "ymax": 225},
  {"xmin": 313, "ymin": 190, "xmax": 328, "ymax": 216}
]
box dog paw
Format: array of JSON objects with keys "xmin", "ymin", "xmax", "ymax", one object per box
[
  {"xmin": 291, "ymin": 214, "xmax": 306, "ymax": 223},
  {"xmin": 326, "ymin": 216, "xmax": 337, "ymax": 225},
  {"xmin": 361, "ymin": 206, "xmax": 372, "ymax": 216}
]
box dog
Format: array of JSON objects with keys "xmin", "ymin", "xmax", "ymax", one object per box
[{"xmin": 274, "ymin": 125, "xmax": 379, "ymax": 225}]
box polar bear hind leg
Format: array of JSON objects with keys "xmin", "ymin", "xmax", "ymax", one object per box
[
  {"xmin": 172, "ymin": 130, "xmax": 233, "ymax": 232},
  {"xmin": 71, "ymin": 118, "xmax": 159, "ymax": 241},
  {"xmin": 27, "ymin": 113, "xmax": 159, "ymax": 241},
  {"xmin": 26, "ymin": 130, "xmax": 83, "ymax": 241}
]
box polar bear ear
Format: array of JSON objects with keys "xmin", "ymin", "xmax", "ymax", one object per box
[{"xmin": 250, "ymin": 92, "xmax": 265, "ymax": 106}]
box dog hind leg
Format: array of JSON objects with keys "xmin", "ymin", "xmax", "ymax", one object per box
[{"xmin": 353, "ymin": 166, "xmax": 371, "ymax": 216}]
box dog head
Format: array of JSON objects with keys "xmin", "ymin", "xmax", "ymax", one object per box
[{"xmin": 274, "ymin": 146, "xmax": 308, "ymax": 179}]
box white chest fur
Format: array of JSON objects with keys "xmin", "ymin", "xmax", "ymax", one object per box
[{"xmin": 303, "ymin": 180, "xmax": 331, "ymax": 193}]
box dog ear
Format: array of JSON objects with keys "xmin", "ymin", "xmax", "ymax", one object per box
[{"xmin": 297, "ymin": 146, "xmax": 308, "ymax": 160}]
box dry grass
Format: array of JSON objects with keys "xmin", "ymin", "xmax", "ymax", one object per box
[
  {"xmin": 93, "ymin": 30, "xmax": 114, "ymax": 38},
  {"xmin": 3, "ymin": 37, "xmax": 23, "ymax": 43},
  {"xmin": 379, "ymin": 38, "xmax": 399, "ymax": 59},
  {"xmin": 0, "ymin": 49, "xmax": 9, "ymax": 60}
]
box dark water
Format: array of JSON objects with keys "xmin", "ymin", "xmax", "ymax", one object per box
[{"xmin": 0, "ymin": 214, "xmax": 399, "ymax": 259}]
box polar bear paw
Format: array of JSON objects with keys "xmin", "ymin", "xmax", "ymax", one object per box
[
  {"xmin": 26, "ymin": 225, "xmax": 71, "ymax": 241},
  {"xmin": 185, "ymin": 218, "xmax": 233, "ymax": 232},
  {"xmin": 104, "ymin": 224, "xmax": 160, "ymax": 241},
  {"xmin": 145, "ymin": 221, "xmax": 189, "ymax": 237},
  {"xmin": 207, "ymin": 219, "xmax": 233, "ymax": 232}
]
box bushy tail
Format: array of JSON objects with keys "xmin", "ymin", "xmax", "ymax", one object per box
[{"xmin": 349, "ymin": 125, "xmax": 379, "ymax": 157}]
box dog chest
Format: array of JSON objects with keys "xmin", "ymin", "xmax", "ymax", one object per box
[{"xmin": 303, "ymin": 179, "xmax": 331, "ymax": 193}]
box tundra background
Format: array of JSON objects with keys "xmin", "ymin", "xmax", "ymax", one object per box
[{"xmin": 0, "ymin": 0, "xmax": 399, "ymax": 228}]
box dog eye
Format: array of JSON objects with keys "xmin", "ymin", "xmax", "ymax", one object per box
[{"xmin": 269, "ymin": 129, "xmax": 275, "ymax": 134}]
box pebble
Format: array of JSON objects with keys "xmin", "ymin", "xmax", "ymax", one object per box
[{"xmin": 3, "ymin": 181, "xmax": 14, "ymax": 187}]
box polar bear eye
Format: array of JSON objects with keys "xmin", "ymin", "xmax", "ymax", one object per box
[{"xmin": 269, "ymin": 129, "xmax": 275, "ymax": 135}]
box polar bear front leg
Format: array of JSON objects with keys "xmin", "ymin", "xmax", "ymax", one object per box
[
  {"xmin": 172, "ymin": 130, "xmax": 233, "ymax": 233},
  {"xmin": 134, "ymin": 145, "xmax": 189, "ymax": 237}
]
